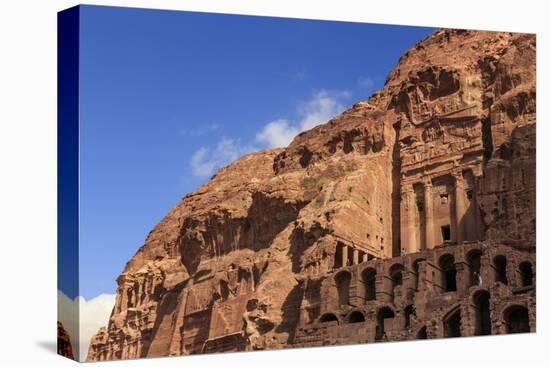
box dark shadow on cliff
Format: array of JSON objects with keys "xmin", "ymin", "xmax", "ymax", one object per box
[
  {"xmin": 140, "ymin": 279, "xmax": 189, "ymax": 358},
  {"xmin": 245, "ymin": 192, "xmax": 308, "ymax": 252},
  {"xmin": 475, "ymin": 123, "xmax": 536, "ymax": 246},
  {"xmin": 274, "ymin": 283, "xmax": 305, "ymax": 344},
  {"xmin": 180, "ymin": 192, "xmax": 308, "ymax": 276},
  {"xmin": 288, "ymin": 221, "xmax": 329, "ymax": 273}
]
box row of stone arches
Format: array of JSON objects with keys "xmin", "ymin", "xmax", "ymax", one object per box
[
  {"xmin": 319, "ymin": 306, "xmax": 415, "ymax": 341},
  {"xmin": 423, "ymin": 250, "xmax": 534, "ymax": 294},
  {"xmin": 319, "ymin": 296, "xmax": 531, "ymax": 339},
  {"xmin": 332, "ymin": 250, "xmax": 534, "ymax": 310},
  {"xmin": 440, "ymin": 296, "xmax": 530, "ymax": 338},
  {"xmin": 318, "ymin": 306, "xmax": 397, "ymax": 341},
  {"xmin": 334, "ymin": 268, "xmax": 377, "ymax": 307},
  {"xmin": 465, "ymin": 250, "xmax": 534, "ymax": 288},
  {"xmin": 332, "ymin": 263, "xmax": 413, "ymax": 307}
]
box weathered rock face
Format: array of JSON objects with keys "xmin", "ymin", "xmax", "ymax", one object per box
[
  {"xmin": 87, "ymin": 29, "xmax": 535, "ymax": 361},
  {"xmin": 57, "ymin": 321, "xmax": 75, "ymax": 360}
]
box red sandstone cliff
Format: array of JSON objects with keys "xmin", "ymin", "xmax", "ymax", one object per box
[
  {"xmin": 57, "ymin": 321, "xmax": 75, "ymax": 359},
  {"xmin": 87, "ymin": 29, "xmax": 535, "ymax": 361}
]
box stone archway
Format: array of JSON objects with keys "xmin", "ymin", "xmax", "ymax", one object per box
[
  {"xmin": 443, "ymin": 307, "xmax": 461, "ymax": 337},
  {"xmin": 335, "ymin": 271, "xmax": 352, "ymax": 306},
  {"xmin": 320, "ymin": 313, "xmax": 339, "ymax": 324},
  {"xmin": 376, "ymin": 307, "xmax": 395, "ymax": 340},
  {"xmin": 493, "ymin": 255, "xmax": 508, "ymax": 285},
  {"xmin": 473, "ymin": 290, "xmax": 491, "ymax": 335},
  {"xmin": 417, "ymin": 326, "xmax": 428, "ymax": 339},
  {"xmin": 361, "ymin": 268, "xmax": 376, "ymax": 301},
  {"xmin": 503, "ymin": 305, "xmax": 529, "ymax": 334},
  {"xmin": 389, "ymin": 263, "xmax": 404, "ymax": 294},
  {"xmin": 518, "ymin": 262, "xmax": 534, "ymax": 287},
  {"xmin": 439, "ymin": 254, "xmax": 457, "ymax": 292},
  {"xmin": 404, "ymin": 304, "xmax": 415, "ymax": 328},
  {"xmin": 466, "ymin": 249, "xmax": 482, "ymax": 287},
  {"xmin": 348, "ymin": 310, "xmax": 366, "ymax": 323}
]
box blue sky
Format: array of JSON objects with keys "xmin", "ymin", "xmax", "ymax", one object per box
[{"xmin": 74, "ymin": 5, "xmax": 434, "ymax": 300}]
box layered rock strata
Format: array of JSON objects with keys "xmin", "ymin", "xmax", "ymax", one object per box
[{"xmin": 87, "ymin": 29, "xmax": 536, "ymax": 361}]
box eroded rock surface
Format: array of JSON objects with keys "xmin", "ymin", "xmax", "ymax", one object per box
[
  {"xmin": 87, "ymin": 29, "xmax": 535, "ymax": 361},
  {"xmin": 57, "ymin": 321, "xmax": 75, "ymax": 360}
]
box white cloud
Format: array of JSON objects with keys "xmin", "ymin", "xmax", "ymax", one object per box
[
  {"xmin": 189, "ymin": 89, "xmax": 351, "ymax": 177},
  {"xmin": 255, "ymin": 89, "xmax": 351, "ymax": 148},
  {"xmin": 255, "ymin": 119, "xmax": 299, "ymax": 148},
  {"xmin": 190, "ymin": 138, "xmax": 253, "ymax": 178},
  {"xmin": 58, "ymin": 290, "xmax": 116, "ymax": 362}
]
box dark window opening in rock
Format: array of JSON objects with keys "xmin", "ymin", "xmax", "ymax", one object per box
[
  {"xmin": 466, "ymin": 190, "xmax": 473, "ymax": 200},
  {"xmin": 335, "ymin": 271, "xmax": 351, "ymax": 306},
  {"xmin": 519, "ymin": 262, "xmax": 534, "ymax": 287},
  {"xmin": 467, "ymin": 250, "xmax": 482, "ymax": 287},
  {"xmin": 390, "ymin": 264, "xmax": 404, "ymax": 291},
  {"xmin": 320, "ymin": 313, "xmax": 339, "ymax": 324},
  {"xmin": 126, "ymin": 288, "xmax": 133, "ymax": 310},
  {"xmin": 238, "ymin": 267, "xmax": 250, "ymax": 286},
  {"xmin": 504, "ymin": 306, "xmax": 529, "ymax": 334},
  {"xmin": 441, "ymin": 225, "xmax": 451, "ymax": 242},
  {"xmin": 252, "ymin": 265, "xmax": 261, "ymax": 289},
  {"xmin": 444, "ymin": 308, "xmax": 461, "ymax": 337},
  {"xmin": 298, "ymin": 146, "xmax": 313, "ymax": 168},
  {"xmin": 473, "ymin": 290, "xmax": 491, "ymax": 336},
  {"xmin": 494, "ymin": 255, "xmax": 508, "ymax": 285},
  {"xmin": 392, "ymin": 272, "xmax": 403, "ymax": 287},
  {"xmin": 334, "ymin": 243, "xmax": 344, "ymax": 269},
  {"xmin": 439, "ymin": 254, "xmax": 457, "ymax": 292},
  {"xmin": 220, "ymin": 280, "xmax": 230, "ymax": 300},
  {"xmin": 376, "ymin": 307, "xmax": 395, "ymax": 340},
  {"xmin": 402, "ymin": 136, "xmax": 413, "ymax": 145},
  {"xmin": 417, "ymin": 326, "xmax": 428, "ymax": 339},
  {"xmin": 440, "ymin": 193, "xmax": 449, "ymax": 204},
  {"xmin": 367, "ymin": 254, "xmax": 375, "ymax": 261},
  {"xmin": 349, "ymin": 311, "xmax": 365, "ymax": 323},
  {"xmin": 481, "ymin": 117, "xmax": 493, "ymax": 162},
  {"xmin": 362, "ymin": 268, "xmax": 376, "ymax": 301},
  {"xmin": 243, "ymin": 219, "xmax": 251, "ymax": 232}
]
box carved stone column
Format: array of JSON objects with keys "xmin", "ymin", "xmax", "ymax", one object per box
[
  {"xmin": 342, "ymin": 245, "xmax": 349, "ymax": 267},
  {"xmin": 120, "ymin": 287, "xmax": 129, "ymax": 312},
  {"xmin": 352, "ymin": 248, "xmax": 359, "ymax": 265},
  {"xmin": 454, "ymin": 171, "xmax": 466, "ymax": 244},
  {"xmin": 400, "ymin": 185, "xmax": 417, "ymax": 254},
  {"xmin": 423, "ymin": 178, "xmax": 435, "ymax": 250},
  {"xmin": 455, "ymin": 262, "xmax": 469, "ymax": 296}
]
